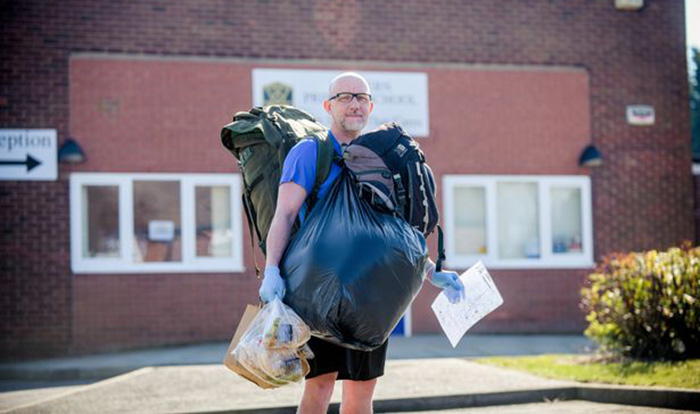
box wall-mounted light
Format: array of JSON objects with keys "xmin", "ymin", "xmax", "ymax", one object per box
[
  {"xmin": 615, "ymin": 0, "xmax": 644, "ymax": 11},
  {"xmin": 58, "ymin": 138, "xmax": 86, "ymax": 164},
  {"xmin": 579, "ymin": 144, "xmax": 603, "ymax": 168}
]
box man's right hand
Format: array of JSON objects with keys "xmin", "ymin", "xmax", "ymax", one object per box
[{"xmin": 259, "ymin": 265, "xmax": 285, "ymax": 303}]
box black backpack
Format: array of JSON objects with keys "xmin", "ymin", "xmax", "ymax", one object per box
[{"xmin": 343, "ymin": 122, "xmax": 446, "ymax": 270}]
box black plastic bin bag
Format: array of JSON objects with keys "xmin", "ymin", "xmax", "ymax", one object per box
[{"xmin": 281, "ymin": 169, "xmax": 429, "ymax": 351}]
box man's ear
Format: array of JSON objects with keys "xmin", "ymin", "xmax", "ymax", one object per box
[
  {"xmin": 323, "ymin": 99, "xmax": 331, "ymax": 114},
  {"xmin": 368, "ymin": 101, "xmax": 374, "ymax": 114}
]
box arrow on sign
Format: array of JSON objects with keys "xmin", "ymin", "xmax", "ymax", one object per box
[{"xmin": 0, "ymin": 154, "xmax": 42, "ymax": 172}]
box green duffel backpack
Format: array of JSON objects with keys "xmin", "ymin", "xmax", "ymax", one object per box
[{"xmin": 221, "ymin": 105, "xmax": 335, "ymax": 275}]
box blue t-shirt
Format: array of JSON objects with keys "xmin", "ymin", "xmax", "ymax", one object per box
[{"xmin": 279, "ymin": 131, "xmax": 343, "ymax": 222}]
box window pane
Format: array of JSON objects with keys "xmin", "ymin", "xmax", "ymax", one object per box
[
  {"xmin": 82, "ymin": 185, "xmax": 120, "ymax": 258},
  {"xmin": 195, "ymin": 186, "xmax": 232, "ymax": 258},
  {"xmin": 497, "ymin": 182, "xmax": 539, "ymax": 259},
  {"xmin": 453, "ymin": 186, "xmax": 487, "ymax": 255},
  {"xmin": 551, "ymin": 187, "xmax": 583, "ymax": 254},
  {"xmin": 133, "ymin": 181, "xmax": 181, "ymax": 263}
]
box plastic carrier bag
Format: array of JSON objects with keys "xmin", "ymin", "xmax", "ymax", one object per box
[
  {"xmin": 232, "ymin": 298, "xmax": 314, "ymax": 388},
  {"xmin": 281, "ymin": 169, "xmax": 429, "ymax": 351}
]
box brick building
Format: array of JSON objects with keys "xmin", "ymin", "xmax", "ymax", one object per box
[{"xmin": 0, "ymin": 0, "xmax": 692, "ymax": 360}]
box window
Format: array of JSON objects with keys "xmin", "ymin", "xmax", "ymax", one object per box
[
  {"xmin": 453, "ymin": 186, "xmax": 487, "ymax": 255},
  {"xmin": 70, "ymin": 173, "xmax": 244, "ymax": 273},
  {"xmin": 82, "ymin": 185, "xmax": 120, "ymax": 258},
  {"xmin": 195, "ymin": 185, "xmax": 235, "ymax": 259},
  {"xmin": 443, "ymin": 175, "xmax": 593, "ymax": 269}
]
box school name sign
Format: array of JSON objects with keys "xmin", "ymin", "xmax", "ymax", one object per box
[{"xmin": 252, "ymin": 68, "xmax": 429, "ymax": 137}]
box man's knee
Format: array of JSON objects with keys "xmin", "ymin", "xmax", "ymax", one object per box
[
  {"xmin": 305, "ymin": 372, "xmax": 338, "ymax": 398},
  {"xmin": 343, "ymin": 378, "xmax": 377, "ymax": 396}
]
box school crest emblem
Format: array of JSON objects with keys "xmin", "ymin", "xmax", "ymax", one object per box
[{"xmin": 263, "ymin": 82, "xmax": 293, "ymax": 105}]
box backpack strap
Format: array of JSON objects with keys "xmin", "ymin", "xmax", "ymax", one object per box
[
  {"xmin": 241, "ymin": 192, "xmax": 262, "ymax": 279},
  {"xmin": 307, "ymin": 130, "xmax": 336, "ymax": 209},
  {"xmin": 436, "ymin": 224, "xmax": 446, "ymax": 273},
  {"xmin": 393, "ymin": 173, "xmax": 407, "ymax": 216}
]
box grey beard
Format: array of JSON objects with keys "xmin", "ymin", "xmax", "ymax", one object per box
[{"xmin": 340, "ymin": 119, "xmax": 366, "ymax": 133}]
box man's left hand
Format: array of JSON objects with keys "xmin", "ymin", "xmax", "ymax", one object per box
[{"xmin": 430, "ymin": 270, "xmax": 466, "ymax": 304}]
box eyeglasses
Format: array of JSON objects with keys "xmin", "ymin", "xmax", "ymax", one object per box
[{"xmin": 328, "ymin": 92, "xmax": 372, "ymax": 104}]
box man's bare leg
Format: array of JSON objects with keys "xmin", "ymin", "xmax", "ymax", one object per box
[
  {"xmin": 298, "ymin": 372, "xmax": 338, "ymax": 414},
  {"xmin": 340, "ymin": 378, "xmax": 377, "ymax": 414}
]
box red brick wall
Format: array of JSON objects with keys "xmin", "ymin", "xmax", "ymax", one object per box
[
  {"xmin": 69, "ymin": 58, "xmax": 245, "ymax": 173},
  {"xmin": 1, "ymin": 0, "xmax": 692, "ymax": 359}
]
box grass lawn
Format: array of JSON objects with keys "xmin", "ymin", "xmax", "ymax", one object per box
[{"xmin": 473, "ymin": 354, "xmax": 700, "ymax": 389}]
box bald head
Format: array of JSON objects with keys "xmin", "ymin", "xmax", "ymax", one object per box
[
  {"xmin": 323, "ymin": 71, "xmax": 374, "ymax": 142},
  {"xmin": 328, "ymin": 72, "xmax": 371, "ymax": 97}
]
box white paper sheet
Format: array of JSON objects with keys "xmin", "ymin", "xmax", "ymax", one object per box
[{"xmin": 430, "ymin": 261, "xmax": 504, "ymax": 348}]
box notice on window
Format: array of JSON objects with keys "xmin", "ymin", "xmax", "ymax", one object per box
[{"xmin": 431, "ymin": 261, "xmax": 503, "ymax": 348}]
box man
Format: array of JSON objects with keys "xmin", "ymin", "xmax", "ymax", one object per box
[{"xmin": 259, "ymin": 72, "xmax": 465, "ymax": 414}]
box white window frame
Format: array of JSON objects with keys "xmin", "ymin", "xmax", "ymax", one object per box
[
  {"xmin": 442, "ymin": 175, "xmax": 594, "ymax": 269},
  {"xmin": 70, "ymin": 172, "xmax": 244, "ymax": 274}
]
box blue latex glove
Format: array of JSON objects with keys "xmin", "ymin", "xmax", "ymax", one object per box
[
  {"xmin": 430, "ymin": 270, "xmax": 466, "ymax": 304},
  {"xmin": 259, "ymin": 265, "xmax": 285, "ymax": 303}
]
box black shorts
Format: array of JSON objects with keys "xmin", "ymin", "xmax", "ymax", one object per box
[{"xmin": 305, "ymin": 336, "xmax": 389, "ymax": 381}]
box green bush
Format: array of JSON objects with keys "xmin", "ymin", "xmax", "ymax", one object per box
[{"xmin": 581, "ymin": 241, "xmax": 700, "ymax": 361}]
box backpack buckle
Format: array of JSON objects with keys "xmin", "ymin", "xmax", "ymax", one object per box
[{"xmin": 393, "ymin": 174, "xmax": 407, "ymax": 212}]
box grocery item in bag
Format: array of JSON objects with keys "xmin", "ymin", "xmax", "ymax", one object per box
[{"xmin": 232, "ymin": 298, "xmax": 314, "ymax": 388}]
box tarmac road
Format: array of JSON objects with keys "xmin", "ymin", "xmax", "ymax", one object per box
[
  {"xmin": 387, "ymin": 401, "xmax": 697, "ymax": 413},
  {"xmin": 2, "ymin": 335, "xmax": 697, "ymax": 413}
]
